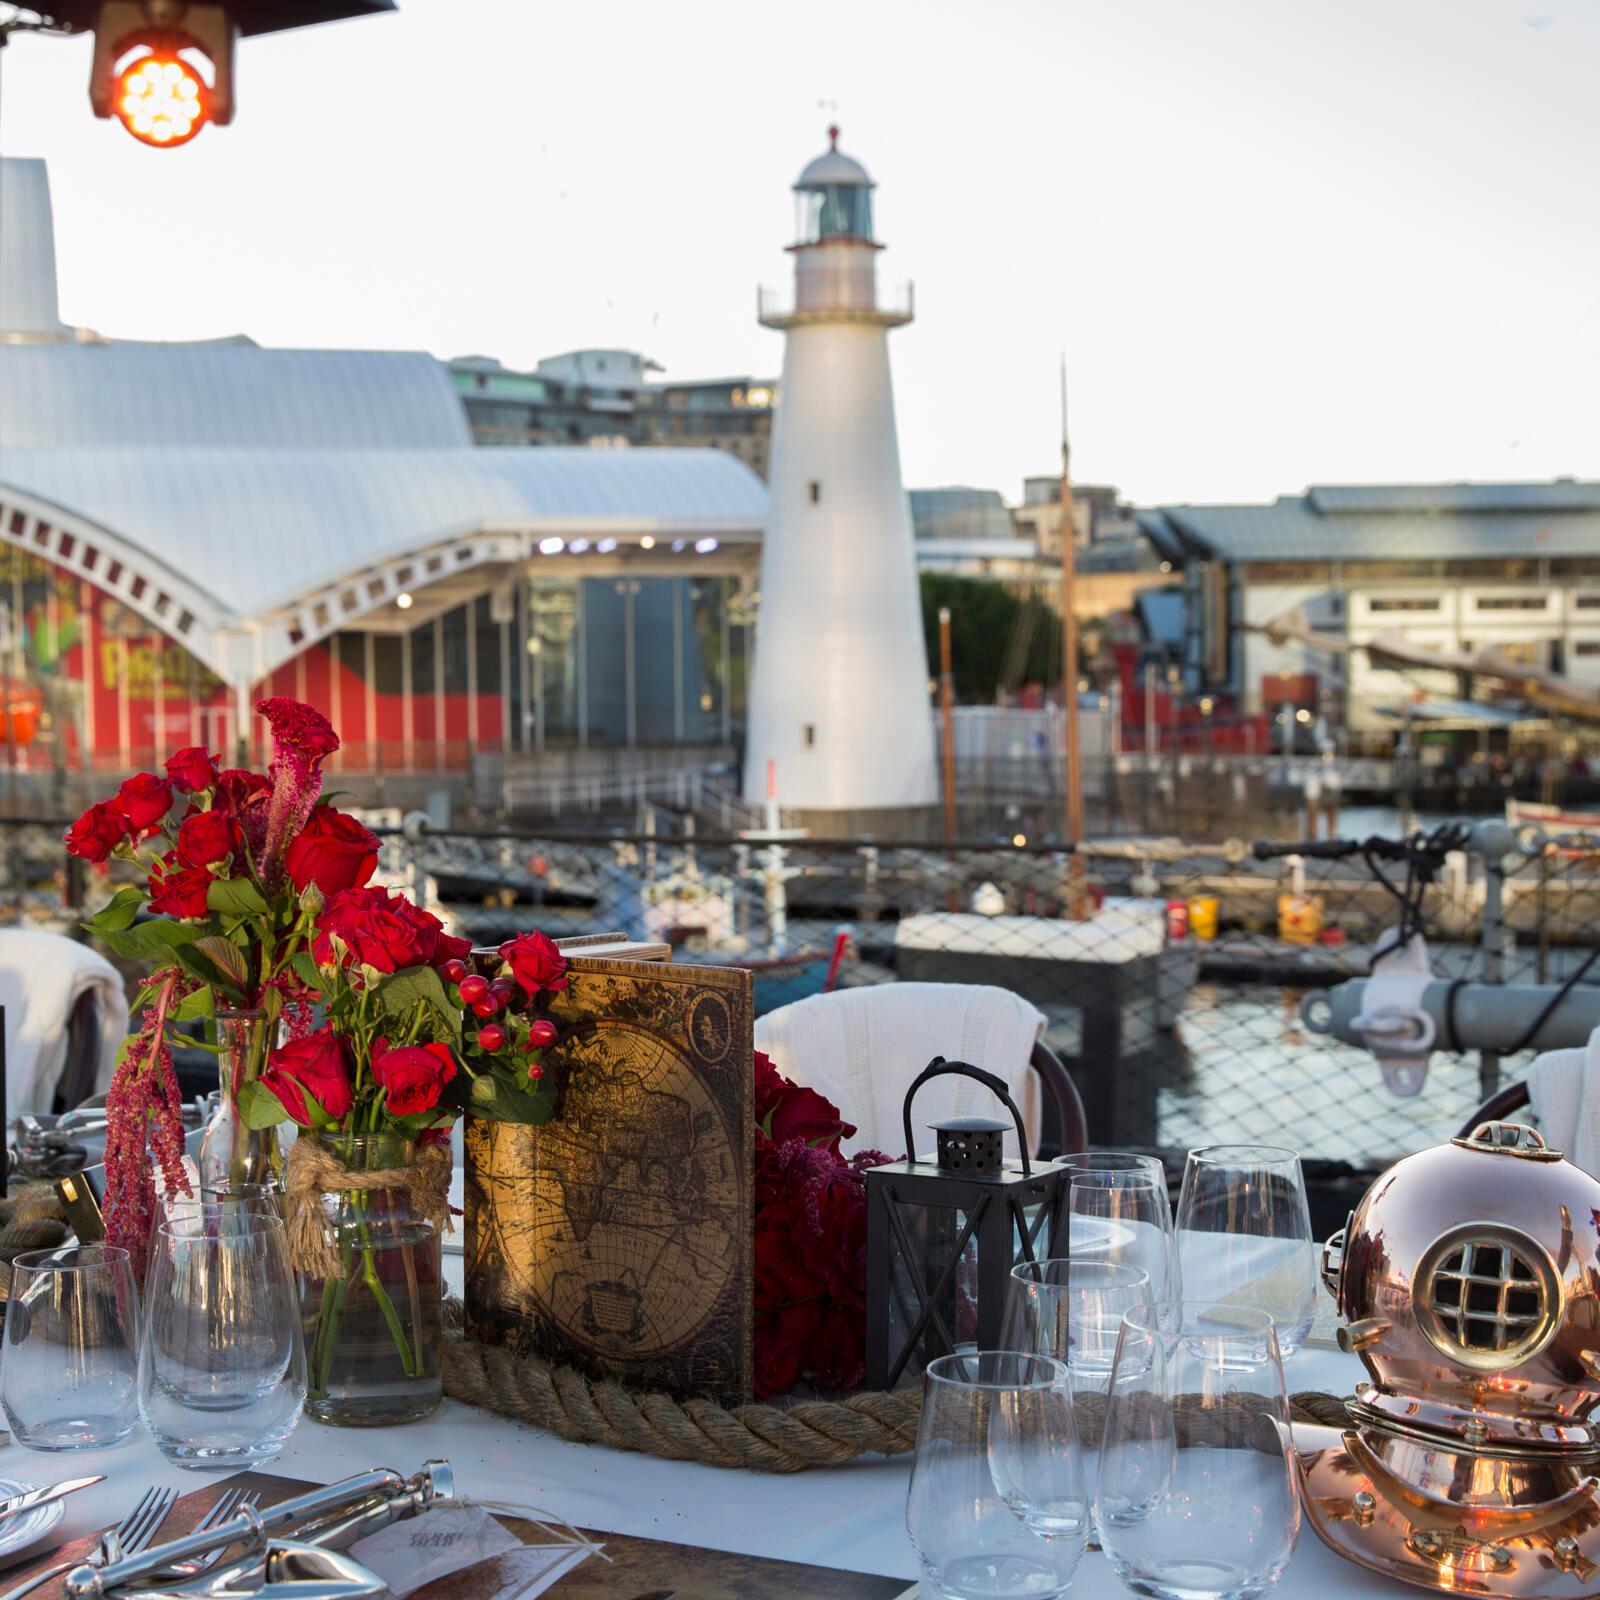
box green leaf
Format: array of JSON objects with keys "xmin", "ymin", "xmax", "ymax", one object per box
[
  {"xmin": 376, "ymin": 965, "xmax": 460, "ymax": 1040},
  {"xmin": 468, "ymin": 1071, "xmax": 556, "ymax": 1126},
  {"xmin": 193, "ymin": 936, "xmax": 248, "ymax": 989},
  {"xmin": 291, "ymin": 951, "xmax": 328, "ymax": 992},
  {"xmin": 206, "ymin": 878, "xmax": 269, "ymax": 920},
  {"xmin": 87, "ymin": 885, "xmax": 147, "ymax": 935},
  {"xmin": 237, "ymin": 1078, "xmax": 291, "ymax": 1131},
  {"xmin": 171, "ymin": 986, "xmax": 215, "ymax": 1023},
  {"xmin": 97, "ymin": 917, "xmax": 204, "ymax": 963}
]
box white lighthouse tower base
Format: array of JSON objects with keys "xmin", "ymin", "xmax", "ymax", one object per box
[{"xmin": 744, "ymin": 132, "xmax": 937, "ymax": 833}]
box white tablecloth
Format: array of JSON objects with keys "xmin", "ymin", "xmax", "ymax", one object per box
[{"xmin": 0, "ymin": 1336, "xmax": 1418, "ymax": 1597}]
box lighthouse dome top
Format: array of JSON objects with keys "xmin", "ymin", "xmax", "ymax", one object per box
[{"xmin": 796, "ymin": 132, "xmax": 873, "ymax": 190}]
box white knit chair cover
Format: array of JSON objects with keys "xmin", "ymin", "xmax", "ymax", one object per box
[{"xmin": 753, "ymin": 983, "xmax": 1047, "ymax": 1160}]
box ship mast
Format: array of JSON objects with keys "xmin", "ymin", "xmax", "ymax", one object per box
[{"xmin": 1058, "ymin": 358, "xmax": 1085, "ymax": 851}]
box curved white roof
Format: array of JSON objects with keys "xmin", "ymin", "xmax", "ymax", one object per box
[
  {"xmin": 0, "ymin": 160, "xmax": 770, "ymax": 694},
  {"xmin": 1, "ymin": 444, "xmax": 767, "ymax": 616},
  {"xmin": 0, "ymin": 343, "xmax": 472, "ymax": 449},
  {"xmin": 797, "ymin": 147, "xmax": 873, "ymax": 188}
]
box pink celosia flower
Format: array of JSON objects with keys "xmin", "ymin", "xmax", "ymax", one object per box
[
  {"xmin": 255, "ymin": 698, "xmax": 339, "ymax": 890},
  {"xmin": 102, "ymin": 968, "xmax": 194, "ymax": 1284}
]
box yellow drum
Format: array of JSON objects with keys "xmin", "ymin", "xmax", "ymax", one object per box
[{"xmin": 1187, "ymin": 895, "xmax": 1218, "ymax": 941}]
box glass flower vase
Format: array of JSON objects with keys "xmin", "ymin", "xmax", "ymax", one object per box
[
  {"xmin": 197, "ymin": 1008, "xmax": 283, "ymax": 1192},
  {"xmin": 302, "ymin": 1131, "xmax": 443, "ymax": 1427}
]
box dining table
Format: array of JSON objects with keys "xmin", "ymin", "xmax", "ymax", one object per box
[
  {"xmin": 0, "ymin": 1326, "xmax": 1433, "ymax": 1599},
  {"xmin": 0, "ymin": 1159, "xmax": 1444, "ymax": 1598}
]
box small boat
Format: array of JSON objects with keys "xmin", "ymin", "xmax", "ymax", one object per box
[
  {"xmin": 721, "ymin": 930, "xmax": 850, "ymax": 1015},
  {"xmin": 1507, "ymin": 799, "xmax": 1600, "ymax": 835}
]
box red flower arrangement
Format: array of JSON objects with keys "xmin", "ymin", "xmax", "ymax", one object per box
[{"xmin": 752, "ymin": 1051, "xmax": 888, "ymax": 1399}]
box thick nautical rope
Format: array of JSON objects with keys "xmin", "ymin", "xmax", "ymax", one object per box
[
  {"xmin": 283, "ymin": 1138, "xmax": 452, "ymax": 1277},
  {"xmin": 438, "ymin": 1316, "xmax": 1352, "ymax": 1474}
]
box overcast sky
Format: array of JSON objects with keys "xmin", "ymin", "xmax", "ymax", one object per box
[{"xmin": 3, "ymin": 0, "xmax": 1596, "ymax": 506}]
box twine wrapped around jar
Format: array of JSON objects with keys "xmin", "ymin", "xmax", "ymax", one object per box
[{"xmin": 283, "ymin": 1136, "xmax": 452, "ymax": 1277}]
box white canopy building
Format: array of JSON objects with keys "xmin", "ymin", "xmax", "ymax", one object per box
[{"xmin": 0, "ymin": 160, "xmax": 767, "ymax": 776}]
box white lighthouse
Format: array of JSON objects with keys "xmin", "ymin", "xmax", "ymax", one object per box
[{"xmin": 743, "ymin": 129, "xmax": 937, "ymax": 827}]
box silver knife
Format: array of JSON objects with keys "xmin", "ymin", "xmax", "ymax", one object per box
[{"xmin": 0, "ymin": 1476, "xmax": 103, "ymax": 1525}]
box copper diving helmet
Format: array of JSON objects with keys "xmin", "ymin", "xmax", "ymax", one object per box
[{"xmin": 1298, "ymin": 1121, "xmax": 1600, "ymax": 1595}]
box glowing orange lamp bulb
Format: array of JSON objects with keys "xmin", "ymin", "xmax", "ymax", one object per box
[{"xmin": 115, "ymin": 54, "xmax": 208, "ymax": 148}]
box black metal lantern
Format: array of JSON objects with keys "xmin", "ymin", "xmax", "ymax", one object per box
[{"xmin": 865, "ymin": 1057, "xmax": 1069, "ymax": 1391}]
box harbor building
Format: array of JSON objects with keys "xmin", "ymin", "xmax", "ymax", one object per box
[
  {"xmin": 451, "ymin": 351, "xmax": 778, "ymax": 480},
  {"xmin": 1138, "ymin": 482, "xmax": 1600, "ymax": 731},
  {"xmin": 0, "ymin": 159, "xmax": 766, "ymax": 798},
  {"xmin": 743, "ymin": 130, "xmax": 938, "ymax": 827}
]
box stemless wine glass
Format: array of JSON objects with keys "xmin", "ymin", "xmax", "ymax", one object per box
[
  {"xmin": 908, "ymin": 1351, "xmax": 1086, "ymax": 1599},
  {"xmin": 0, "ymin": 1245, "xmax": 139, "ymax": 1450},
  {"xmin": 1066, "ymin": 1166, "xmax": 1178, "ymax": 1302},
  {"xmin": 1175, "ymin": 1145, "xmax": 1318, "ymax": 1356},
  {"xmin": 1003, "ymin": 1259, "xmax": 1153, "ymax": 1549},
  {"xmin": 138, "ymin": 1205, "xmax": 306, "ymax": 1469},
  {"xmin": 1097, "ymin": 1302, "xmax": 1300, "ymax": 1600},
  {"xmin": 153, "ymin": 1183, "xmax": 284, "ymax": 1255},
  {"xmin": 1057, "ymin": 1151, "xmax": 1169, "ymax": 1184}
]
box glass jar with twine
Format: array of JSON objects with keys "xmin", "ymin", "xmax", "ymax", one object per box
[{"xmin": 285, "ymin": 1130, "xmax": 451, "ymax": 1427}]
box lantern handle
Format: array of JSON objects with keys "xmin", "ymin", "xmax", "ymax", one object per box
[{"xmin": 902, "ymin": 1057, "xmax": 1031, "ymax": 1177}]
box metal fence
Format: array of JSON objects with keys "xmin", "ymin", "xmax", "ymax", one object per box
[{"xmin": 12, "ymin": 815, "xmax": 1600, "ymax": 1215}]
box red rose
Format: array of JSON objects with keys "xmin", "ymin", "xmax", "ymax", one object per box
[
  {"xmin": 261, "ymin": 1027, "xmax": 353, "ymax": 1126},
  {"xmin": 498, "ymin": 932, "xmax": 568, "ymax": 998},
  {"xmin": 166, "ymin": 747, "xmax": 219, "ymax": 794},
  {"xmin": 754, "ymin": 1050, "xmax": 784, "ymax": 1117},
  {"xmin": 176, "ymin": 809, "xmax": 239, "ymax": 867},
  {"xmin": 371, "ymin": 1036, "xmax": 457, "ymax": 1116},
  {"xmin": 315, "ymin": 886, "xmax": 462, "ymax": 974},
  {"xmin": 284, "ymin": 806, "xmax": 380, "ymax": 897},
  {"xmin": 755, "ymin": 1052, "xmax": 854, "ymax": 1152},
  {"xmin": 434, "ymin": 928, "xmax": 472, "ymax": 968},
  {"xmin": 767, "ymin": 1082, "xmax": 854, "ymax": 1152},
  {"xmin": 214, "ymin": 768, "xmax": 270, "ymax": 816},
  {"xmin": 147, "ymin": 852, "xmax": 212, "ymax": 920},
  {"xmin": 112, "ymin": 772, "xmax": 173, "ymax": 837},
  {"xmin": 65, "ymin": 800, "xmax": 129, "ymax": 863}
]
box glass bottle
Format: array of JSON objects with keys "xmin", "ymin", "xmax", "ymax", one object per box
[{"xmin": 197, "ymin": 1009, "xmax": 284, "ymax": 1192}]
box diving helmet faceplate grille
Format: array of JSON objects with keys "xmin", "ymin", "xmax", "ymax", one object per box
[{"xmin": 1415, "ymin": 1225, "xmax": 1560, "ymax": 1371}]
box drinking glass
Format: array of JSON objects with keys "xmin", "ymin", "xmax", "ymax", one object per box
[
  {"xmin": 1003, "ymin": 1259, "xmax": 1152, "ymax": 1549},
  {"xmin": 0, "ymin": 1245, "xmax": 139, "ymax": 1450},
  {"xmin": 153, "ymin": 1183, "xmax": 284, "ymax": 1253},
  {"xmin": 1097, "ymin": 1302, "xmax": 1299, "ymax": 1600},
  {"xmin": 138, "ymin": 1205, "xmax": 306, "ymax": 1469},
  {"xmin": 1057, "ymin": 1150, "xmax": 1168, "ymax": 1185},
  {"xmin": 908, "ymin": 1351, "xmax": 1086, "ymax": 1599},
  {"xmin": 1067, "ymin": 1167, "xmax": 1178, "ymax": 1302},
  {"xmin": 1174, "ymin": 1145, "xmax": 1318, "ymax": 1356}
]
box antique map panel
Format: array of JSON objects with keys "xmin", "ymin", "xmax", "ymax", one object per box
[{"xmin": 464, "ymin": 957, "xmax": 755, "ymax": 1405}]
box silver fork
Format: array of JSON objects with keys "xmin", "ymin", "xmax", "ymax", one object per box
[
  {"xmin": 0, "ymin": 1482, "xmax": 179, "ymax": 1600},
  {"xmin": 159, "ymin": 1490, "xmax": 261, "ymax": 1579}
]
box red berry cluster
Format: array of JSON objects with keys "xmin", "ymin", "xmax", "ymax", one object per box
[{"xmin": 441, "ymin": 941, "xmax": 564, "ymax": 1095}]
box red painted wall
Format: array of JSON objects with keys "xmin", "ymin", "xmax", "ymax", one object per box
[{"xmin": 3, "ymin": 554, "xmax": 501, "ymax": 772}]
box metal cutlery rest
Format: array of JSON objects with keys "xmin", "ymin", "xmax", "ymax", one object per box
[{"xmin": 63, "ymin": 1462, "xmax": 454, "ymax": 1599}]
